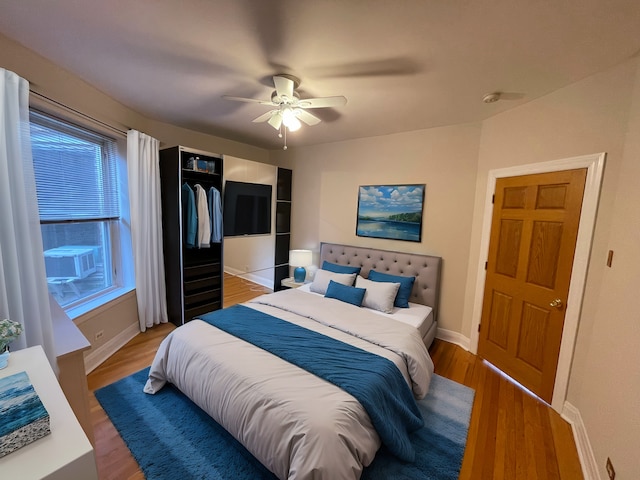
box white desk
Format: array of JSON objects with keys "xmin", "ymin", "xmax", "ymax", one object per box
[
  {"xmin": 0, "ymin": 346, "xmax": 98, "ymax": 480},
  {"xmin": 50, "ymin": 293, "xmax": 94, "ymax": 444}
]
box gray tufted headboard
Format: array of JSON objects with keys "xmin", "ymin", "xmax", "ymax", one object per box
[{"xmin": 319, "ymin": 242, "xmax": 442, "ymax": 321}]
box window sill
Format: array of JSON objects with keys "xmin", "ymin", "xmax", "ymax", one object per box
[{"xmin": 65, "ymin": 286, "xmax": 136, "ymax": 322}]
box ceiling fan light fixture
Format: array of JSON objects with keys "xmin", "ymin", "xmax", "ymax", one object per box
[
  {"xmin": 223, "ymin": 74, "xmax": 347, "ymax": 149},
  {"xmin": 282, "ymin": 107, "xmax": 301, "ymax": 131},
  {"xmin": 288, "ymin": 119, "xmax": 301, "ymax": 132}
]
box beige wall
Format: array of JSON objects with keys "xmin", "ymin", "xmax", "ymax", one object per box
[
  {"xmin": 223, "ymin": 155, "xmax": 277, "ymax": 288},
  {"xmin": 0, "ymin": 32, "xmax": 271, "ymax": 164},
  {"xmin": 4, "ymin": 26, "xmax": 640, "ymax": 477},
  {"xmin": 0, "ymin": 33, "xmax": 271, "ymax": 365},
  {"xmin": 568, "ymin": 58, "xmax": 640, "ymax": 479},
  {"xmin": 276, "ymin": 58, "xmax": 640, "ymax": 477},
  {"xmin": 471, "ymin": 58, "xmax": 638, "ymax": 478},
  {"xmin": 272, "ymin": 123, "xmax": 482, "ymax": 333},
  {"xmin": 468, "ymin": 59, "xmax": 635, "ymax": 350}
]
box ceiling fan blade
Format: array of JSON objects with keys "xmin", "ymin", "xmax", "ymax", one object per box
[
  {"xmin": 309, "ymin": 58, "xmax": 421, "ymax": 79},
  {"xmin": 222, "ymin": 95, "xmax": 275, "ymax": 106},
  {"xmin": 252, "ymin": 110, "xmax": 277, "ymax": 123},
  {"xmin": 267, "ymin": 112, "xmax": 283, "ymax": 130},
  {"xmin": 296, "ymin": 109, "xmax": 321, "ymax": 126},
  {"xmin": 273, "ymin": 75, "xmax": 294, "ymax": 100},
  {"xmin": 297, "ymin": 96, "xmax": 347, "ymax": 109}
]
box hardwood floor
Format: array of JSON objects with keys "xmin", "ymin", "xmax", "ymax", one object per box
[
  {"xmin": 87, "ymin": 275, "xmax": 583, "ymax": 479},
  {"xmin": 430, "ymin": 339, "xmax": 583, "ymax": 479},
  {"xmin": 88, "ymin": 322, "xmax": 174, "ymax": 480},
  {"xmin": 87, "ymin": 273, "xmax": 271, "ymax": 480}
]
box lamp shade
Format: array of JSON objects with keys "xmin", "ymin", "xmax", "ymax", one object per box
[
  {"xmin": 289, "ymin": 249, "xmax": 312, "ymax": 283},
  {"xmin": 289, "ymin": 249, "xmax": 312, "ymax": 267}
]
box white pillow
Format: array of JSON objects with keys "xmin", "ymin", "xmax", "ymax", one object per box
[
  {"xmin": 355, "ymin": 276, "xmax": 400, "ymax": 314},
  {"xmin": 310, "ymin": 269, "xmax": 357, "ymax": 295}
]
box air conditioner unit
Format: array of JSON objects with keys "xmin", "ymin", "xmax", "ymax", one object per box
[{"xmin": 44, "ymin": 246, "xmax": 97, "ymax": 279}]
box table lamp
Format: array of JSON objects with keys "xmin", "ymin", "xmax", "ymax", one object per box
[{"xmin": 289, "ymin": 249, "xmax": 313, "ymax": 283}]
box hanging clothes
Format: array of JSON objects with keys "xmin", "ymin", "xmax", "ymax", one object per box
[
  {"xmin": 208, "ymin": 186, "xmax": 223, "ymax": 243},
  {"xmin": 194, "ymin": 184, "xmax": 211, "ymax": 248},
  {"xmin": 181, "ymin": 182, "xmax": 197, "ymax": 248}
]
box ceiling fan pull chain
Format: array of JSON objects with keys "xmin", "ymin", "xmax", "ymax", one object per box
[{"xmin": 283, "ymin": 125, "xmax": 288, "ymax": 150}]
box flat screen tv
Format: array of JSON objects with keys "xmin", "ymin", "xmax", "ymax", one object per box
[{"xmin": 223, "ymin": 180, "xmax": 272, "ymax": 236}]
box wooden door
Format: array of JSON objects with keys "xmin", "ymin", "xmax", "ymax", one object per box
[{"xmin": 478, "ymin": 168, "xmax": 587, "ymax": 403}]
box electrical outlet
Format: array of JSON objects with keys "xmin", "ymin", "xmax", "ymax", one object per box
[
  {"xmin": 95, "ymin": 330, "xmax": 104, "ymax": 341},
  {"xmin": 606, "ymin": 457, "xmax": 615, "ymax": 480}
]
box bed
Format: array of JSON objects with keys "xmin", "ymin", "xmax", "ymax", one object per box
[
  {"xmin": 316, "ymin": 242, "xmax": 441, "ymax": 348},
  {"xmin": 144, "ymin": 242, "xmax": 442, "ymax": 480}
]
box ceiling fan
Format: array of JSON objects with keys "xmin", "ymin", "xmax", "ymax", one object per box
[{"xmin": 223, "ymin": 74, "xmax": 347, "ymax": 148}]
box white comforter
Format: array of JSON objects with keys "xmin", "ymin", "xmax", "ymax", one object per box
[{"xmin": 144, "ymin": 289, "xmax": 434, "ymax": 480}]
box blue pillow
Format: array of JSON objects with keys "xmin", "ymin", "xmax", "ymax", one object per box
[
  {"xmin": 367, "ymin": 270, "xmax": 415, "ymax": 308},
  {"xmin": 324, "ymin": 280, "xmax": 366, "ymax": 307},
  {"xmin": 322, "ymin": 261, "xmax": 362, "ymax": 276}
]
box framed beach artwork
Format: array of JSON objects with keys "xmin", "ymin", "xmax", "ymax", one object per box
[{"xmin": 356, "ymin": 184, "xmax": 425, "ymax": 242}]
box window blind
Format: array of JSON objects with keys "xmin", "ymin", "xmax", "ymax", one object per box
[{"xmin": 30, "ymin": 110, "xmax": 120, "ymax": 222}]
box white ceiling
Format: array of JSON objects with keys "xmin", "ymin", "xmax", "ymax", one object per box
[{"xmin": 2, "ymin": 0, "xmax": 640, "ymax": 150}]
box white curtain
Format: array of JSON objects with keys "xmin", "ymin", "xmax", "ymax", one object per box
[
  {"xmin": 0, "ymin": 69, "xmax": 57, "ymax": 368},
  {"xmin": 127, "ymin": 130, "xmax": 168, "ymax": 332}
]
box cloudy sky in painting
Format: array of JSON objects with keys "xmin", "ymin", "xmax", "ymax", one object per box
[{"xmin": 357, "ymin": 184, "xmax": 425, "ymax": 218}]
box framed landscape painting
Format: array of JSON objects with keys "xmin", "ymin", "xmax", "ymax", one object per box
[{"xmin": 356, "ymin": 184, "xmax": 425, "ymax": 242}]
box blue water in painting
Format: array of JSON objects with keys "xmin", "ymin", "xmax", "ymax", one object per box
[
  {"xmin": 357, "ymin": 219, "xmax": 421, "ymax": 242},
  {"xmin": 0, "ymin": 371, "xmax": 48, "ymax": 437}
]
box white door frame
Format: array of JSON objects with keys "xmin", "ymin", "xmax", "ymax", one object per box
[{"xmin": 469, "ymin": 152, "xmax": 606, "ymax": 412}]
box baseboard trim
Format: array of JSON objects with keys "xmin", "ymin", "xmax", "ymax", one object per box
[
  {"xmin": 84, "ymin": 322, "xmax": 140, "ymax": 374},
  {"xmin": 562, "ymin": 401, "xmax": 600, "ymax": 480},
  {"xmin": 224, "ymin": 267, "xmax": 273, "ymax": 290},
  {"xmin": 436, "ymin": 328, "xmax": 470, "ymax": 351}
]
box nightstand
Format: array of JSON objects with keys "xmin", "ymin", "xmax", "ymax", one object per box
[
  {"xmin": 281, "ymin": 277, "xmax": 306, "ymax": 289},
  {"xmin": 0, "ymin": 346, "xmax": 98, "ymax": 479}
]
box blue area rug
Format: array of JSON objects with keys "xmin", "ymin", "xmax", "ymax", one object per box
[{"xmin": 95, "ymin": 369, "xmax": 474, "ymax": 480}]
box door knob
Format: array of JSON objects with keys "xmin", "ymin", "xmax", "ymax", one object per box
[{"xmin": 549, "ymin": 298, "xmax": 563, "ymax": 308}]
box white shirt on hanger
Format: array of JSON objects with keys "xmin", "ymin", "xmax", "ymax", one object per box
[{"xmin": 194, "ymin": 184, "xmax": 211, "ymax": 248}]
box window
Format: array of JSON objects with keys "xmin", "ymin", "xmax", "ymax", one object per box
[{"xmin": 30, "ymin": 110, "xmax": 128, "ymax": 310}]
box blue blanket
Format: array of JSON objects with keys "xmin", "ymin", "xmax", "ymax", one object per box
[{"xmin": 198, "ymin": 305, "xmax": 423, "ymax": 462}]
